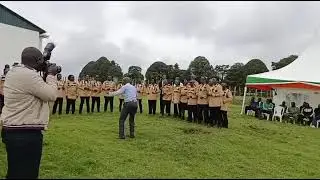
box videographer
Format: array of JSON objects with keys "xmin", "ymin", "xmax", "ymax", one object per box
[{"xmin": 1, "ymin": 47, "xmax": 59, "ymax": 179}]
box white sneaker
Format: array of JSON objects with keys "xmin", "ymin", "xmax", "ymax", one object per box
[{"xmin": 311, "ymin": 125, "xmax": 315, "ymax": 128}]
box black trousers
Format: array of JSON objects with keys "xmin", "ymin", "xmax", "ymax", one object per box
[
  {"xmin": 209, "ymin": 106, "xmax": 222, "ymax": 127},
  {"xmin": 161, "ymin": 100, "xmax": 171, "ymax": 116},
  {"xmin": 1, "ymin": 129, "xmax": 43, "ymax": 179},
  {"xmin": 221, "ymin": 110, "xmax": 228, "ymax": 128},
  {"xmin": 0, "ymin": 94, "xmax": 4, "ymax": 115},
  {"xmin": 173, "ymin": 103, "xmax": 180, "ymax": 117},
  {"xmin": 160, "ymin": 95, "xmax": 164, "ymax": 114},
  {"xmin": 148, "ymin": 100, "xmax": 157, "ymax": 114},
  {"xmin": 79, "ymin": 97, "xmax": 90, "ymax": 114},
  {"xmin": 198, "ymin": 104, "xmax": 209, "ymax": 124},
  {"xmin": 179, "ymin": 103, "xmax": 187, "ymax": 120},
  {"xmin": 52, "ymin": 97, "xmax": 63, "ymax": 115},
  {"xmin": 138, "ymin": 99, "xmax": 143, "ymax": 113},
  {"xmin": 188, "ymin": 105, "xmax": 198, "ymax": 122},
  {"xmin": 119, "ymin": 101, "xmax": 138, "ymax": 138},
  {"xmin": 66, "ymin": 98, "xmax": 76, "ymax": 114},
  {"xmin": 104, "ymin": 96, "xmax": 114, "ymax": 112},
  {"xmin": 119, "ymin": 99, "xmax": 124, "ymax": 112},
  {"xmin": 91, "ymin": 97, "xmax": 100, "ymax": 113}
]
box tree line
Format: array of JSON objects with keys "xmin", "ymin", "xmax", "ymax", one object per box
[{"xmin": 78, "ymin": 55, "xmax": 298, "ymax": 87}]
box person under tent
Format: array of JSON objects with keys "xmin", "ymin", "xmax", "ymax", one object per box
[
  {"xmin": 284, "ymin": 102, "xmax": 300, "ymax": 124},
  {"xmin": 261, "ymin": 99, "xmax": 274, "ymax": 119},
  {"xmin": 244, "ymin": 97, "xmax": 257, "ymax": 114},
  {"xmin": 297, "ymin": 102, "xmax": 313, "ymax": 126},
  {"xmin": 311, "ymin": 104, "xmax": 320, "ymax": 128},
  {"xmin": 280, "ymin": 101, "xmax": 287, "ymax": 114}
]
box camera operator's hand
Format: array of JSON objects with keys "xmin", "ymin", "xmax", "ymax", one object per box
[{"xmin": 48, "ymin": 63, "xmax": 59, "ymax": 76}]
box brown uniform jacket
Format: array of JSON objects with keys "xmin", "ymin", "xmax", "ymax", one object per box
[
  {"xmin": 0, "ymin": 77, "xmax": 5, "ymax": 95},
  {"xmin": 172, "ymin": 85, "xmax": 181, "ymax": 104},
  {"xmin": 91, "ymin": 81, "xmax": 102, "ymax": 97},
  {"xmin": 187, "ymin": 86, "xmax": 197, "ymax": 105},
  {"xmin": 65, "ymin": 81, "xmax": 78, "ymax": 100},
  {"xmin": 136, "ymin": 84, "xmax": 145, "ymax": 100},
  {"xmin": 102, "ymin": 81, "xmax": 116, "ymax": 96},
  {"xmin": 180, "ymin": 85, "xmax": 188, "ymax": 104},
  {"xmin": 57, "ymin": 80, "xmax": 65, "ymax": 98},
  {"xmin": 117, "ymin": 84, "xmax": 124, "ymax": 99},
  {"xmin": 197, "ymin": 84, "xmax": 209, "ymax": 105},
  {"xmin": 208, "ymin": 84, "xmax": 223, "ymax": 107},
  {"xmin": 221, "ymin": 89, "xmax": 233, "ymax": 111},
  {"xmin": 162, "ymin": 84, "xmax": 173, "ymax": 101},
  {"xmin": 146, "ymin": 84, "xmax": 159, "ymax": 100},
  {"xmin": 78, "ymin": 80, "xmax": 91, "ymax": 97}
]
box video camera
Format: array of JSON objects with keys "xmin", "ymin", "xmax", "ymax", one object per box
[{"xmin": 41, "ymin": 43, "xmax": 62, "ymax": 81}]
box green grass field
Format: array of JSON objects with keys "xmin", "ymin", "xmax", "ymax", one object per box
[{"xmin": 0, "ymin": 97, "xmax": 319, "ymax": 178}]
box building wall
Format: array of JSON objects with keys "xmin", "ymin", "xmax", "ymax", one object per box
[{"xmin": 0, "ymin": 22, "xmax": 40, "ymax": 70}]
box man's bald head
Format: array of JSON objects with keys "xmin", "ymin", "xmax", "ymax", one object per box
[
  {"xmin": 123, "ymin": 77, "xmax": 131, "ymax": 84},
  {"xmin": 21, "ymin": 47, "xmax": 44, "ymax": 71}
]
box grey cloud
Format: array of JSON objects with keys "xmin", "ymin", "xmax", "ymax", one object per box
[{"xmin": 128, "ymin": 1, "xmax": 216, "ymax": 39}]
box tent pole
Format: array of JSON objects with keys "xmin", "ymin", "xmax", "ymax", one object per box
[{"xmin": 240, "ymin": 86, "xmax": 248, "ymax": 114}]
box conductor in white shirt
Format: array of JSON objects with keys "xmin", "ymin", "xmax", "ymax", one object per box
[{"xmin": 107, "ymin": 77, "xmax": 138, "ymax": 139}]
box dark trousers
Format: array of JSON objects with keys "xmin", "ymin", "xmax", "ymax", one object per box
[
  {"xmin": 173, "ymin": 103, "xmax": 180, "ymax": 117},
  {"xmin": 119, "ymin": 101, "xmax": 138, "ymax": 138},
  {"xmin": 52, "ymin": 97, "xmax": 63, "ymax": 115},
  {"xmin": 104, "ymin": 96, "xmax": 114, "ymax": 112},
  {"xmin": 221, "ymin": 110, "xmax": 228, "ymax": 128},
  {"xmin": 119, "ymin": 99, "xmax": 124, "ymax": 112},
  {"xmin": 160, "ymin": 95, "xmax": 164, "ymax": 114},
  {"xmin": 0, "ymin": 94, "xmax": 4, "ymax": 115},
  {"xmin": 66, "ymin": 98, "xmax": 76, "ymax": 114},
  {"xmin": 179, "ymin": 103, "xmax": 187, "ymax": 120},
  {"xmin": 161, "ymin": 100, "xmax": 171, "ymax": 116},
  {"xmin": 91, "ymin": 97, "xmax": 100, "ymax": 113},
  {"xmin": 148, "ymin": 100, "xmax": 157, "ymax": 114},
  {"xmin": 138, "ymin": 99, "xmax": 143, "ymax": 113},
  {"xmin": 198, "ymin": 104, "xmax": 209, "ymax": 124},
  {"xmin": 188, "ymin": 105, "xmax": 198, "ymax": 122},
  {"xmin": 1, "ymin": 129, "xmax": 43, "ymax": 179},
  {"xmin": 209, "ymin": 106, "xmax": 222, "ymax": 127},
  {"xmin": 79, "ymin": 97, "xmax": 90, "ymax": 114}
]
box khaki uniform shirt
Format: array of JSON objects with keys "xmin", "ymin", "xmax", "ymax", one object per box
[
  {"xmin": 1, "ymin": 65, "xmax": 57, "ymax": 129},
  {"xmin": 65, "ymin": 81, "xmax": 78, "ymax": 100},
  {"xmin": 78, "ymin": 80, "xmax": 91, "ymax": 97},
  {"xmin": 102, "ymin": 80, "xmax": 116, "ymax": 96},
  {"xmin": 197, "ymin": 84, "xmax": 209, "ymax": 105},
  {"xmin": 221, "ymin": 89, "xmax": 233, "ymax": 111},
  {"xmin": 180, "ymin": 85, "xmax": 188, "ymax": 104},
  {"xmin": 187, "ymin": 86, "xmax": 197, "ymax": 105},
  {"xmin": 208, "ymin": 84, "xmax": 223, "ymax": 107},
  {"xmin": 57, "ymin": 80, "xmax": 65, "ymax": 98},
  {"xmin": 136, "ymin": 84, "xmax": 144, "ymax": 100},
  {"xmin": 91, "ymin": 81, "xmax": 101, "ymax": 97},
  {"xmin": 147, "ymin": 84, "xmax": 159, "ymax": 100},
  {"xmin": 0, "ymin": 77, "xmax": 5, "ymax": 95},
  {"xmin": 162, "ymin": 84, "xmax": 173, "ymax": 101},
  {"xmin": 172, "ymin": 85, "xmax": 181, "ymax": 104},
  {"xmin": 117, "ymin": 84, "xmax": 124, "ymax": 99}
]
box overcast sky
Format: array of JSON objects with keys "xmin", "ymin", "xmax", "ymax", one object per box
[{"xmin": 2, "ymin": 1, "xmax": 320, "ymax": 76}]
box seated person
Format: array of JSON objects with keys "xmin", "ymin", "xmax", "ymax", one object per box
[
  {"xmin": 245, "ymin": 97, "xmax": 257, "ymax": 114},
  {"xmin": 298, "ymin": 103, "xmax": 313, "ymax": 125},
  {"xmin": 261, "ymin": 99, "xmax": 274, "ymax": 119},
  {"xmin": 311, "ymin": 104, "xmax": 320, "ymax": 127},
  {"xmin": 255, "ymin": 98, "xmax": 263, "ymax": 118},
  {"xmin": 284, "ymin": 102, "xmax": 299, "ymax": 123},
  {"xmin": 280, "ymin": 101, "xmax": 287, "ymax": 114}
]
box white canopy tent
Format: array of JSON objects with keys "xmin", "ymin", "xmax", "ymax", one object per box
[{"xmin": 241, "ymin": 31, "xmax": 320, "ymax": 114}]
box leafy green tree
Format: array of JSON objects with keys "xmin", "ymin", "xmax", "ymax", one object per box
[
  {"xmin": 243, "ymin": 59, "xmax": 269, "ymax": 76},
  {"xmin": 187, "ymin": 56, "xmax": 215, "ymax": 80},
  {"xmin": 225, "ymin": 62, "xmax": 245, "ymax": 87},
  {"xmin": 214, "ymin": 65, "xmax": 230, "ymax": 81},
  {"xmin": 145, "ymin": 61, "xmax": 168, "ymax": 82},
  {"xmin": 126, "ymin": 66, "xmax": 144, "ymax": 83},
  {"xmin": 271, "ymin": 55, "xmax": 298, "ymax": 70},
  {"xmin": 79, "ymin": 56, "xmax": 123, "ymax": 82}
]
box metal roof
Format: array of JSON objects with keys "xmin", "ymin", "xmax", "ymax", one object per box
[{"xmin": 0, "ymin": 3, "xmax": 46, "ymax": 34}]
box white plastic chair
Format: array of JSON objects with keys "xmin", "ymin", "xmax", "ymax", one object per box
[
  {"xmin": 272, "ymin": 106, "xmax": 284, "ymax": 122},
  {"xmin": 247, "ymin": 110, "xmax": 255, "ymax": 116},
  {"xmin": 262, "ymin": 112, "xmax": 270, "ymax": 121},
  {"xmin": 317, "ymin": 120, "xmax": 320, "ymax": 128}
]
